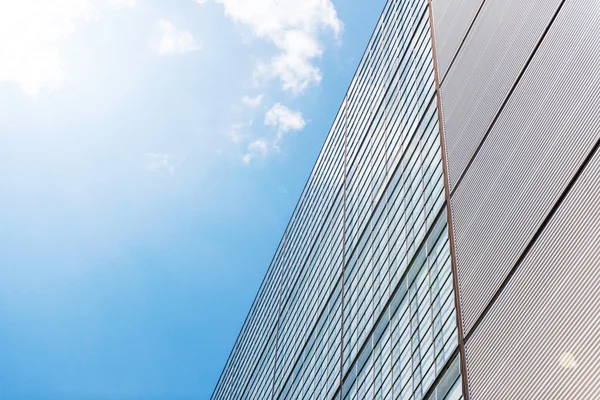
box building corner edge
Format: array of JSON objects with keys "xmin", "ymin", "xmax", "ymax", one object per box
[{"xmin": 426, "ymin": 2, "xmax": 470, "ymax": 399}]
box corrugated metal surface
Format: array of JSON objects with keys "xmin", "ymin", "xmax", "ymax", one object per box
[
  {"xmin": 464, "ymin": 147, "xmax": 600, "ymax": 399},
  {"xmin": 450, "ymin": 0, "xmax": 600, "ymax": 336},
  {"xmin": 430, "ymin": 0, "xmax": 483, "ymax": 79},
  {"xmin": 440, "ymin": 0, "xmax": 563, "ymax": 190}
]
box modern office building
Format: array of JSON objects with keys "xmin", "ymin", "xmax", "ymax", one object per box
[{"xmin": 212, "ymin": 0, "xmax": 600, "ymax": 398}]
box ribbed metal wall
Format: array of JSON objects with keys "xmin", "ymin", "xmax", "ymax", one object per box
[
  {"xmin": 465, "ymin": 147, "xmax": 600, "ymax": 399},
  {"xmin": 440, "ymin": 0, "xmax": 563, "ymax": 189},
  {"xmin": 450, "ymin": 0, "xmax": 600, "ymax": 336},
  {"xmin": 432, "ymin": 0, "xmax": 600, "ymax": 397},
  {"xmin": 431, "ymin": 0, "xmax": 483, "ymax": 79}
]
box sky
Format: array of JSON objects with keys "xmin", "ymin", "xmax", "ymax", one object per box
[{"xmin": 0, "ymin": 0, "xmax": 386, "ymax": 398}]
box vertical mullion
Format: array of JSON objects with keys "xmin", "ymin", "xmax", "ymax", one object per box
[{"xmin": 426, "ymin": 1, "xmax": 470, "ymax": 399}]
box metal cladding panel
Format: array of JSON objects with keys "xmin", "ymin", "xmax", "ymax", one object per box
[
  {"xmin": 464, "ymin": 148, "xmax": 600, "ymax": 399},
  {"xmin": 450, "ymin": 0, "xmax": 600, "ymax": 336},
  {"xmin": 441, "ymin": 0, "xmax": 562, "ymax": 190},
  {"xmin": 431, "ymin": 0, "xmax": 483, "ymax": 79}
]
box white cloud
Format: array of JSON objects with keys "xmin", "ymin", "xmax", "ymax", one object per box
[
  {"xmin": 264, "ymin": 103, "xmax": 305, "ymax": 141},
  {"xmin": 242, "ymin": 103, "xmax": 305, "ymax": 164},
  {"xmin": 242, "ymin": 139, "xmax": 269, "ymax": 164},
  {"xmin": 242, "ymin": 94, "xmax": 264, "ymax": 108},
  {"xmin": 211, "ymin": 0, "xmax": 342, "ymax": 94},
  {"xmin": 258, "ymin": 29, "xmax": 322, "ymax": 93},
  {"xmin": 153, "ymin": 19, "xmax": 200, "ymax": 56},
  {"xmin": 146, "ymin": 153, "xmax": 176, "ymax": 173},
  {"xmin": 106, "ymin": 0, "xmax": 136, "ymax": 8},
  {"xmin": 227, "ymin": 120, "xmax": 253, "ymax": 144},
  {"xmin": 248, "ymin": 139, "xmax": 269, "ymax": 155},
  {"xmin": 208, "ymin": 0, "xmax": 340, "ymax": 162},
  {"xmin": 0, "ymin": 0, "xmax": 98, "ymax": 96}
]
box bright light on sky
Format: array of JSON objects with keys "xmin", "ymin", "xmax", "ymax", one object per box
[{"xmin": 0, "ymin": 0, "xmax": 385, "ymax": 398}]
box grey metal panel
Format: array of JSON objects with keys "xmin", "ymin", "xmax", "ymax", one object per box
[
  {"xmin": 450, "ymin": 0, "xmax": 600, "ymax": 336},
  {"xmin": 465, "ymin": 147, "xmax": 600, "ymax": 399},
  {"xmin": 441, "ymin": 0, "xmax": 562, "ymax": 190},
  {"xmin": 431, "ymin": 0, "xmax": 483, "ymax": 79}
]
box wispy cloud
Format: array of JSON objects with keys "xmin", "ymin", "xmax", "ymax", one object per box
[
  {"xmin": 208, "ymin": 0, "xmax": 342, "ymax": 94},
  {"xmin": 0, "ymin": 0, "xmax": 98, "ymax": 96},
  {"xmin": 153, "ymin": 19, "xmax": 200, "ymax": 56},
  {"xmin": 242, "ymin": 139, "xmax": 269, "ymax": 164},
  {"xmin": 241, "ymin": 94, "xmax": 264, "ymax": 108},
  {"xmin": 265, "ymin": 103, "xmax": 306, "ymax": 142},
  {"xmin": 241, "ymin": 103, "xmax": 305, "ymax": 164},
  {"xmin": 146, "ymin": 153, "xmax": 177, "ymax": 173},
  {"xmin": 227, "ymin": 120, "xmax": 253, "ymax": 144}
]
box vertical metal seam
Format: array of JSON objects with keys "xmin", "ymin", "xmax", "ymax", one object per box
[
  {"xmin": 339, "ymin": 96, "xmax": 348, "ymax": 400},
  {"xmin": 368, "ymin": 59, "xmax": 375, "ymax": 400},
  {"xmin": 272, "ymin": 235, "xmax": 285, "ymax": 400},
  {"xmin": 426, "ymin": 1, "xmax": 470, "ymax": 399},
  {"xmin": 384, "ymin": 28, "xmax": 393, "ymax": 396}
]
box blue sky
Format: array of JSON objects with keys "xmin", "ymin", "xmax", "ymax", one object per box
[{"xmin": 0, "ymin": 0, "xmax": 385, "ymax": 398}]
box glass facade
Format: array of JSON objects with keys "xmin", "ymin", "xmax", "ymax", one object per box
[{"xmin": 212, "ymin": 0, "xmax": 462, "ymax": 399}]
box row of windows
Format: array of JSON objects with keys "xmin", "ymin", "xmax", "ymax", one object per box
[
  {"xmin": 211, "ymin": 0, "xmax": 461, "ymax": 399},
  {"xmin": 339, "ymin": 210, "xmax": 456, "ymax": 400}
]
